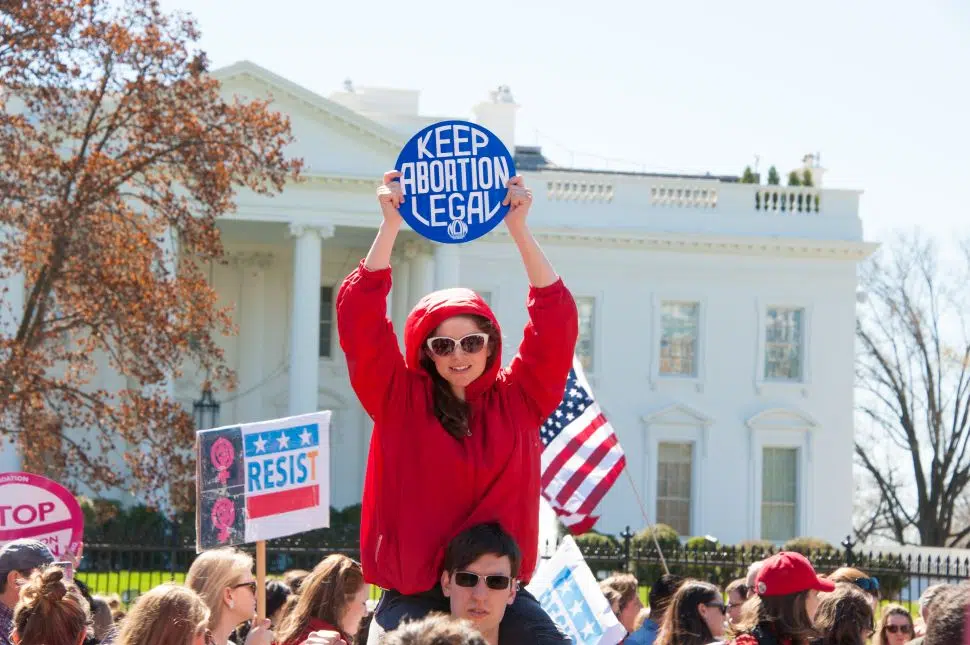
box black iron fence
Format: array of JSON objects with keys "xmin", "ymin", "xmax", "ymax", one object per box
[{"xmin": 75, "ymin": 529, "xmax": 970, "ymax": 606}]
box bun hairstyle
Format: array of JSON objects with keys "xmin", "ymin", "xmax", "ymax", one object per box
[{"xmin": 13, "ymin": 567, "xmax": 90, "ymax": 645}]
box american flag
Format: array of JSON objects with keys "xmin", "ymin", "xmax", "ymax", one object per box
[{"xmin": 540, "ymin": 356, "xmax": 626, "ymax": 534}]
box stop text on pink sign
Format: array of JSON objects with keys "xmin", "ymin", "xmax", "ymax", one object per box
[{"xmin": 0, "ymin": 472, "xmax": 84, "ymax": 558}]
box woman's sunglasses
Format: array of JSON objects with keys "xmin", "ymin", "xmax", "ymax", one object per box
[
  {"xmin": 232, "ymin": 581, "xmax": 257, "ymax": 594},
  {"xmin": 705, "ymin": 601, "xmax": 727, "ymax": 615},
  {"xmin": 426, "ymin": 333, "xmax": 488, "ymax": 357},
  {"xmin": 853, "ymin": 577, "xmax": 880, "ymax": 593},
  {"xmin": 452, "ymin": 571, "xmax": 513, "ymax": 590},
  {"xmin": 886, "ymin": 624, "xmax": 911, "ymax": 634}
]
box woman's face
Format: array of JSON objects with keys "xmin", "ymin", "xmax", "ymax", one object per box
[
  {"xmin": 227, "ymin": 574, "xmax": 258, "ymax": 622},
  {"xmin": 884, "ymin": 613, "xmax": 913, "ymax": 645},
  {"xmin": 804, "ymin": 589, "xmax": 820, "ymax": 622},
  {"xmin": 726, "ymin": 589, "xmax": 745, "ymax": 625},
  {"xmin": 426, "ymin": 316, "xmax": 492, "ymax": 392},
  {"xmin": 698, "ymin": 598, "xmax": 727, "ymax": 638},
  {"xmin": 339, "ymin": 585, "xmax": 370, "ymax": 636}
]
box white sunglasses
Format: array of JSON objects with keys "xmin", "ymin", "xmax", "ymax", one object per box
[{"xmin": 425, "ymin": 332, "xmax": 489, "ymax": 357}]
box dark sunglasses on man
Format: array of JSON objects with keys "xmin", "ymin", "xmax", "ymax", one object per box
[{"xmin": 452, "ymin": 571, "xmax": 513, "ymax": 590}]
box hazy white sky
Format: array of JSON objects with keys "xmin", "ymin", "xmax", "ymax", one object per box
[{"xmin": 159, "ymin": 0, "xmax": 969, "ymax": 245}]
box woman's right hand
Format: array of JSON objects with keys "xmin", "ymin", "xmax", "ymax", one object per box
[
  {"xmin": 303, "ymin": 630, "xmax": 348, "ymax": 645},
  {"xmin": 243, "ymin": 619, "xmax": 274, "ymax": 645},
  {"xmin": 377, "ymin": 170, "xmax": 404, "ymax": 226}
]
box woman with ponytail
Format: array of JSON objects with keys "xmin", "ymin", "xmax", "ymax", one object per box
[
  {"xmin": 11, "ymin": 567, "xmax": 90, "ymax": 645},
  {"xmin": 337, "ymin": 172, "xmax": 578, "ymax": 645}
]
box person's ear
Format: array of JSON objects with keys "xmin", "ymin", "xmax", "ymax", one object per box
[
  {"xmin": 5, "ymin": 570, "xmax": 19, "ymax": 591},
  {"xmin": 507, "ymin": 581, "xmax": 518, "ymax": 606},
  {"xmin": 441, "ymin": 571, "xmax": 452, "ymax": 597},
  {"xmin": 223, "ymin": 586, "xmax": 235, "ymax": 608}
]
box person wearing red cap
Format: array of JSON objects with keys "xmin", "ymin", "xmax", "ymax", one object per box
[{"xmin": 728, "ymin": 552, "xmax": 835, "ymax": 645}]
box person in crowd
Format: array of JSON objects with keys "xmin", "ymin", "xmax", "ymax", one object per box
[
  {"xmin": 626, "ymin": 574, "xmax": 684, "ymax": 645},
  {"xmin": 378, "ymin": 614, "xmax": 488, "ymax": 645},
  {"xmin": 283, "ymin": 571, "xmax": 310, "ymax": 595},
  {"xmin": 438, "ymin": 523, "xmax": 520, "ymax": 645},
  {"xmin": 337, "ymin": 171, "xmax": 578, "ymax": 645},
  {"xmin": 0, "ymin": 539, "xmax": 55, "ymax": 645},
  {"xmin": 729, "ymin": 551, "xmax": 834, "ymax": 645},
  {"xmin": 656, "ymin": 580, "xmax": 726, "ymax": 645},
  {"xmin": 274, "ymin": 555, "xmax": 369, "ymax": 645},
  {"xmin": 600, "ymin": 573, "xmax": 644, "ymax": 635},
  {"xmin": 185, "ymin": 548, "xmax": 273, "ymax": 645},
  {"xmin": 809, "ymin": 584, "xmax": 873, "ymax": 645},
  {"xmin": 872, "ymin": 605, "xmax": 914, "ymax": 645},
  {"xmin": 744, "ymin": 562, "xmax": 765, "ymax": 600},
  {"xmin": 908, "ymin": 583, "xmax": 953, "ymax": 643},
  {"xmin": 923, "ymin": 585, "xmax": 970, "ymax": 645},
  {"xmin": 232, "ymin": 580, "xmax": 293, "ymax": 644},
  {"xmin": 725, "ymin": 580, "xmax": 748, "ymax": 626},
  {"xmin": 11, "ymin": 566, "xmax": 90, "ymax": 645},
  {"xmin": 90, "ymin": 596, "xmax": 115, "ymax": 642},
  {"xmin": 113, "ymin": 582, "xmax": 211, "ymax": 645},
  {"xmin": 825, "ymin": 568, "xmax": 879, "ymax": 614}
]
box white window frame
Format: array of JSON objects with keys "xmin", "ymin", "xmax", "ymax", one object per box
[
  {"xmin": 754, "ymin": 298, "xmax": 812, "ymax": 395},
  {"xmin": 573, "ymin": 292, "xmax": 603, "ymax": 378},
  {"xmin": 650, "ymin": 293, "xmax": 707, "ymax": 392},
  {"xmin": 642, "ymin": 403, "xmax": 713, "ymax": 538},
  {"xmin": 745, "ymin": 407, "xmax": 817, "ymax": 543}
]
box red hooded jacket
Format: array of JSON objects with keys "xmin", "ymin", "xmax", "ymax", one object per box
[{"xmin": 336, "ymin": 259, "xmax": 578, "ymax": 595}]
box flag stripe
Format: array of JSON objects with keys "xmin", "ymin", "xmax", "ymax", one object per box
[
  {"xmin": 554, "ymin": 430, "xmax": 620, "ymax": 508},
  {"xmin": 540, "ymin": 414, "xmax": 606, "ymax": 490},
  {"xmin": 245, "ymin": 484, "xmax": 319, "ymax": 519}
]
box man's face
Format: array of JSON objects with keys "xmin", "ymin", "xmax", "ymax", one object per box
[{"xmin": 441, "ymin": 553, "xmax": 516, "ymax": 635}]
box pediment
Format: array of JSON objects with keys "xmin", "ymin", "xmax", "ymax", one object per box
[
  {"xmin": 745, "ymin": 407, "xmax": 817, "ymax": 431},
  {"xmin": 642, "ymin": 403, "xmax": 713, "ymax": 428},
  {"xmin": 213, "ymin": 61, "xmax": 405, "ymax": 177}
]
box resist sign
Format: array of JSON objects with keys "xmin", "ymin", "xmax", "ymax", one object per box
[
  {"xmin": 0, "ymin": 472, "xmax": 84, "ymax": 558},
  {"xmin": 395, "ymin": 120, "xmax": 516, "ymax": 244}
]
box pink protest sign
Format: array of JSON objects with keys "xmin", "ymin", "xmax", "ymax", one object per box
[{"xmin": 0, "ymin": 472, "xmax": 84, "ymax": 558}]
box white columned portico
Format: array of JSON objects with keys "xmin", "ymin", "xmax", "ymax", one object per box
[
  {"xmin": 235, "ymin": 252, "xmax": 274, "ymax": 423},
  {"xmin": 288, "ymin": 223, "xmax": 333, "ymax": 416},
  {"xmin": 434, "ymin": 243, "xmax": 460, "ymax": 290},
  {"xmin": 0, "ymin": 226, "xmax": 25, "ymax": 472},
  {"xmin": 406, "ymin": 241, "xmax": 435, "ymax": 306}
]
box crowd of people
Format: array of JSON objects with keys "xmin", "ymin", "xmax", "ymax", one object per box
[{"xmin": 598, "ymin": 551, "xmax": 968, "ymax": 645}]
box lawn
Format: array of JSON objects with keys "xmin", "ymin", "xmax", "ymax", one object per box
[{"xmin": 76, "ymin": 571, "xmax": 187, "ymax": 603}]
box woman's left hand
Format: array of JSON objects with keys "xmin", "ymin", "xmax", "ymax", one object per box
[
  {"xmin": 303, "ymin": 630, "xmax": 347, "ymax": 645},
  {"xmin": 503, "ymin": 176, "xmax": 532, "ymax": 230}
]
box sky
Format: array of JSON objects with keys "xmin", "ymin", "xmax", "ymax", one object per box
[{"xmin": 158, "ymin": 0, "xmax": 970, "ymax": 246}]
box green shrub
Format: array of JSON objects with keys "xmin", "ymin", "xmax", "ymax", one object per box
[
  {"xmin": 738, "ymin": 540, "xmax": 776, "ymax": 555},
  {"xmin": 782, "ymin": 537, "xmax": 836, "ymax": 556}
]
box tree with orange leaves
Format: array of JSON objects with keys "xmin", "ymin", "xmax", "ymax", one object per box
[{"xmin": 0, "ymin": 0, "xmax": 302, "ymax": 509}]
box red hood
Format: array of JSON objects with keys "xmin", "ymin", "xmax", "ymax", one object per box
[{"xmin": 403, "ymin": 287, "xmax": 502, "ymax": 399}]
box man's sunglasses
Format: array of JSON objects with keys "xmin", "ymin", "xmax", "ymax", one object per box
[
  {"xmin": 452, "ymin": 571, "xmax": 513, "ymax": 590},
  {"xmin": 426, "ymin": 333, "xmax": 488, "ymax": 357}
]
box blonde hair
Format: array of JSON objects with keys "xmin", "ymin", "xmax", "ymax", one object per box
[
  {"xmin": 13, "ymin": 567, "xmax": 90, "ymax": 645},
  {"xmin": 114, "ymin": 583, "xmax": 210, "ymax": 645},
  {"xmin": 276, "ymin": 555, "xmax": 365, "ymax": 643},
  {"xmin": 185, "ymin": 548, "xmax": 254, "ymax": 629}
]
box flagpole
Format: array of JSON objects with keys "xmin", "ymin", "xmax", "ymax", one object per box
[{"xmin": 622, "ymin": 467, "xmax": 670, "ymax": 575}]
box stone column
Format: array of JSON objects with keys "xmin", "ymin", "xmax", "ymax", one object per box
[
  {"xmin": 233, "ymin": 252, "xmax": 275, "ymax": 423},
  {"xmin": 287, "ymin": 224, "xmax": 333, "ymax": 416},
  {"xmin": 391, "ymin": 254, "xmax": 411, "ymax": 344},
  {"xmin": 434, "ymin": 243, "xmax": 460, "ymax": 290},
  {"xmin": 406, "ymin": 241, "xmax": 435, "ymax": 305}
]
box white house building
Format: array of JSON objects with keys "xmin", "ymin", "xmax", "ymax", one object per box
[{"xmin": 1, "ymin": 61, "xmax": 877, "ymax": 547}]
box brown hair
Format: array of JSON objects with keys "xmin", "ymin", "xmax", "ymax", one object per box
[
  {"xmin": 421, "ymin": 315, "xmax": 499, "ymax": 440},
  {"xmin": 282, "ymin": 569, "xmax": 310, "ymax": 593},
  {"xmin": 599, "ymin": 574, "xmax": 640, "ymax": 617},
  {"xmin": 730, "ymin": 591, "xmax": 817, "ymax": 644},
  {"xmin": 383, "ymin": 613, "xmax": 488, "ymax": 645},
  {"xmin": 726, "ymin": 578, "xmax": 748, "ymax": 599},
  {"xmin": 872, "ymin": 604, "xmax": 914, "ymax": 645},
  {"xmin": 275, "ymin": 554, "xmax": 365, "ymax": 644},
  {"xmin": 657, "ymin": 581, "xmax": 722, "ymax": 645},
  {"xmin": 114, "ymin": 583, "xmax": 210, "ymax": 645},
  {"xmin": 12, "ymin": 567, "xmax": 90, "ymax": 645},
  {"xmin": 812, "ymin": 584, "xmax": 874, "ymax": 645},
  {"xmin": 925, "ymin": 585, "xmax": 970, "ymax": 645}
]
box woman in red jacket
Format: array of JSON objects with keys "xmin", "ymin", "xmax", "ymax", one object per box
[{"xmin": 337, "ymin": 171, "xmax": 578, "ymax": 645}]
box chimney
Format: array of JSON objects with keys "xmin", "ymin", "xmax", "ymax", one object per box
[{"xmin": 472, "ymin": 85, "xmax": 518, "ymax": 151}]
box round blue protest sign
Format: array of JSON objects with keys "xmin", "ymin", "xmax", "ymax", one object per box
[{"xmin": 395, "ymin": 120, "xmax": 516, "ymax": 244}]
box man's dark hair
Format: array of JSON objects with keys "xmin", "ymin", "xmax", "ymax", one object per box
[
  {"xmin": 442, "ymin": 523, "xmax": 521, "ymax": 579},
  {"xmin": 925, "ymin": 585, "xmax": 970, "ymax": 645},
  {"xmin": 648, "ymin": 574, "xmax": 685, "ymax": 621}
]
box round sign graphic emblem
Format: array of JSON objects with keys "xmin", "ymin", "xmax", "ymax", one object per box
[
  {"xmin": 0, "ymin": 472, "xmax": 84, "ymax": 559},
  {"xmin": 394, "ymin": 120, "xmax": 516, "ymax": 244}
]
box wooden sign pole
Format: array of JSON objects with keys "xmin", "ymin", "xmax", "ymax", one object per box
[{"xmin": 256, "ymin": 540, "xmax": 267, "ymax": 621}]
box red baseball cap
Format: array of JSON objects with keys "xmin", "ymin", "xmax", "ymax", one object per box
[{"xmin": 755, "ymin": 552, "xmax": 836, "ymax": 597}]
